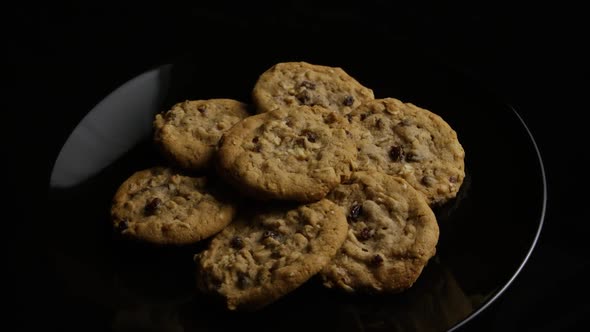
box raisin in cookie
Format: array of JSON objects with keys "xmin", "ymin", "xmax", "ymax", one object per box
[
  {"xmin": 350, "ymin": 98, "xmax": 465, "ymax": 205},
  {"xmin": 217, "ymin": 105, "xmax": 357, "ymax": 202},
  {"xmin": 321, "ymin": 171, "xmax": 439, "ymax": 293},
  {"xmin": 252, "ymin": 62, "xmax": 374, "ymax": 114},
  {"xmin": 195, "ymin": 199, "xmax": 348, "ymax": 310},
  {"xmin": 153, "ymin": 99, "xmax": 249, "ymax": 170},
  {"xmin": 111, "ymin": 167, "xmax": 236, "ymax": 245}
]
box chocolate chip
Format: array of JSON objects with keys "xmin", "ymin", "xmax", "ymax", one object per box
[
  {"xmin": 252, "ymin": 136, "xmax": 259, "ymax": 143},
  {"xmin": 118, "ymin": 220, "xmax": 129, "ymax": 231},
  {"xmin": 200, "ymin": 272, "xmax": 215, "ymax": 286},
  {"xmin": 297, "ymin": 91, "xmax": 312, "ymax": 105},
  {"xmin": 449, "ymin": 175, "xmax": 458, "ymax": 183},
  {"xmin": 371, "ymin": 254, "xmax": 384, "ymax": 266},
  {"xmin": 262, "ymin": 230, "xmax": 278, "ymax": 240},
  {"xmin": 300, "ymin": 80, "xmax": 316, "ymax": 89},
  {"xmin": 295, "ymin": 137, "xmax": 306, "ymax": 146},
  {"xmin": 376, "ymin": 118, "xmax": 384, "ymax": 129},
  {"xmin": 389, "ymin": 146, "xmax": 404, "ymax": 162},
  {"xmin": 303, "ymin": 130, "xmax": 318, "ymax": 143},
  {"xmin": 341, "ymin": 178, "xmax": 354, "ymax": 185},
  {"xmin": 237, "ymin": 273, "xmax": 251, "ymax": 289},
  {"xmin": 349, "ymin": 202, "xmax": 362, "ymax": 221},
  {"xmin": 360, "ymin": 113, "xmax": 367, "ymax": 121},
  {"xmin": 144, "ymin": 197, "xmax": 162, "ymax": 215},
  {"xmin": 343, "ymin": 95, "xmax": 354, "ymax": 106},
  {"xmin": 230, "ymin": 236, "xmax": 244, "ymax": 249},
  {"xmin": 358, "ymin": 227, "xmax": 373, "ymax": 241}
]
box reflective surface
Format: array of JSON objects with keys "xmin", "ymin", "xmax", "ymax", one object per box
[{"xmin": 48, "ymin": 51, "xmax": 546, "ymax": 331}]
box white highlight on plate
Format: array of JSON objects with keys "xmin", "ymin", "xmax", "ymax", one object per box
[{"xmin": 50, "ymin": 64, "xmax": 172, "ymax": 188}]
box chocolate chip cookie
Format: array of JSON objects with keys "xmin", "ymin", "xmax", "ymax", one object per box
[
  {"xmin": 252, "ymin": 62, "xmax": 374, "ymax": 114},
  {"xmin": 153, "ymin": 99, "xmax": 249, "ymax": 170},
  {"xmin": 217, "ymin": 105, "xmax": 357, "ymax": 202},
  {"xmin": 349, "ymin": 98, "xmax": 465, "ymax": 205},
  {"xmin": 321, "ymin": 171, "xmax": 439, "ymax": 293},
  {"xmin": 111, "ymin": 167, "xmax": 236, "ymax": 245},
  {"xmin": 195, "ymin": 199, "xmax": 348, "ymax": 310}
]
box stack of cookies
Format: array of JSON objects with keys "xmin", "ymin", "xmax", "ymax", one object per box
[{"xmin": 110, "ymin": 62, "xmax": 465, "ymax": 311}]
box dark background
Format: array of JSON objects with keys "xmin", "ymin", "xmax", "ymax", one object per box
[{"xmin": 10, "ymin": 1, "xmax": 589, "ymax": 331}]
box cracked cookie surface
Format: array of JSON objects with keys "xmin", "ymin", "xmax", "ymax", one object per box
[
  {"xmin": 110, "ymin": 167, "xmax": 236, "ymax": 245},
  {"xmin": 217, "ymin": 105, "xmax": 357, "ymax": 202},
  {"xmin": 154, "ymin": 99, "xmax": 249, "ymax": 170},
  {"xmin": 195, "ymin": 199, "xmax": 348, "ymax": 310},
  {"xmin": 321, "ymin": 171, "xmax": 439, "ymax": 293},
  {"xmin": 252, "ymin": 62, "xmax": 374, "ymax": 114},
  {"xmin": 349, "ymin": 98, "xmax": 465, "ymax": 205}
]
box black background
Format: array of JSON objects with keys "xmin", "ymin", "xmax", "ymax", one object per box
[{"xmin": 10, "ymin": 1, "xmax": 589, "ymax": 331}]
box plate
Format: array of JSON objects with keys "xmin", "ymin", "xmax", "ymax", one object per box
[{"xmin": 48, "ymin": 51, "xmax": 546, "ymax": 331}]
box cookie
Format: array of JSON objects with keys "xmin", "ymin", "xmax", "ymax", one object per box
[
  {"xmin": 217, "ymin": 105, "xmax": 357, "ymax": 202},
  {"xmin": 349, "ymin": 98, "xmax": 465, "ymax": 205},
  {"xmin": 321, "ymin": 171, "xmax": 439, "ymax": 293},
  {"xmin": 110, "ymin": 167, "xmax": 236, "ymax": 245},
  {"xmin": 153, "ymin": 99, "xmax": 249, "ymax": 170},
  {"xmin": 195, "ymin": 199, "xmax": 348, "ymax": 310},
  {"xmin": 252, "ymin": 62, "xmax": 374, "ymax": 114}
]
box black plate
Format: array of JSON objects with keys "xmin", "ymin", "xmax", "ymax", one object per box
[{"xmin": 48, "ymin": 50, "xmax": 546, "ymax": 332}]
